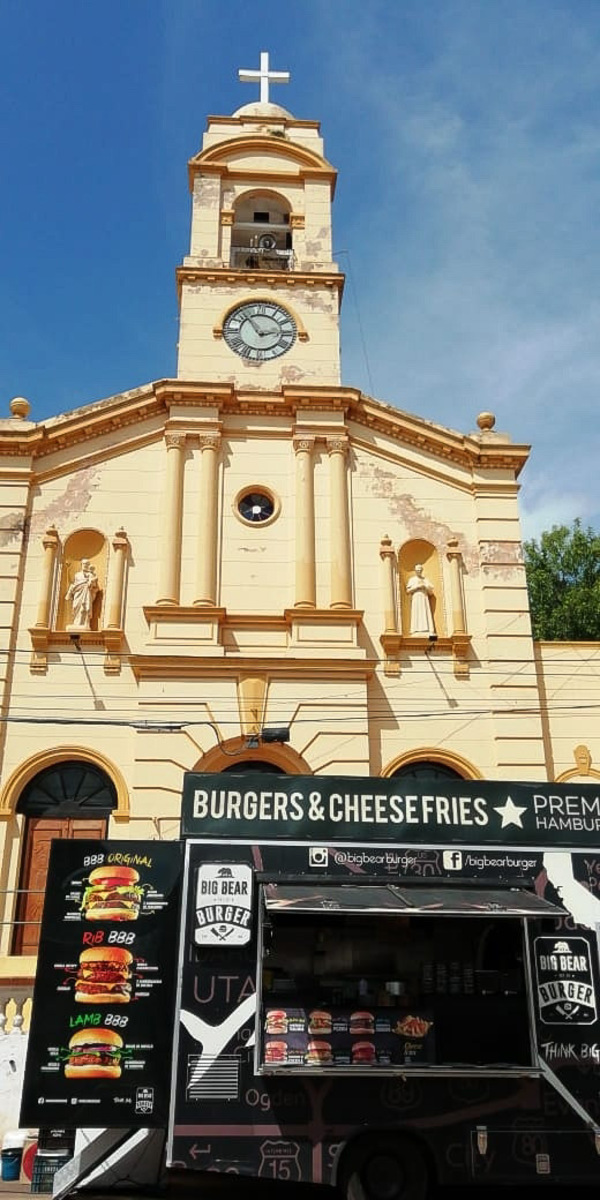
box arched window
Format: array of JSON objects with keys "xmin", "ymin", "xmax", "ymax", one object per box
[
  {"xmin": 14, "ymin": 761, "xmax": 117, "ymax": 955},
  {"xmin": 390, "ymin": 760, "xmax": 464, "ymax": 781},
  {"xmin": 221, "ymin": 760, "xmax": 287, "ymax": 775},
  {"xmin": 230, "ymin": 190, "xmax": 293, "ymax": 271}
]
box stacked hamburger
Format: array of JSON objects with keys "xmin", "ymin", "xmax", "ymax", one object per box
[
  {"xmin": 305, "ymin": 1009, "xmax": 332, "ymax": 1065},
  {"xmin": 75, "ymin": 946, "xmax": 133, "ymax": 1005}
]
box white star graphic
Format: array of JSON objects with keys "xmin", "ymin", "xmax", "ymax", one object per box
[{"xmin": 493, "ymin": 795, "xmax": 527, "ymax": 829}]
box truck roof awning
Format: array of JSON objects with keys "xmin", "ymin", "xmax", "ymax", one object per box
[{"xmin": 263, "ymin": 883, "xmax": 563, "ymax": 917}]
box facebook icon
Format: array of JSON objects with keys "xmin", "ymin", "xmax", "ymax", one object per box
[{"xmin": 442, "ymin": 850, "xmax": 463, "ymax": 870}]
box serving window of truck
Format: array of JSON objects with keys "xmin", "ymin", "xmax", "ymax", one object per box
[
  {"xmin": 258, "ymin": 881, "xmax": 560, "ymax": 1076},
  {"xmin": 169, "ymin": 773, "xmax": 600, "ymax": 1194}
]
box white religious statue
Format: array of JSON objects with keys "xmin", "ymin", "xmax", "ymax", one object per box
[
  {"xmin": 406, "ymin": 563, "xmax": 436, "ymax": 635},
  {"xmin": 65, "ymin": 559, "xmax": 99, "ymax": 630}
]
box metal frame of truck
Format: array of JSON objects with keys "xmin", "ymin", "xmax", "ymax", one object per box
[{"xmin": 167, "ymin": 773, "xmax": 600, "ymax": 1198}]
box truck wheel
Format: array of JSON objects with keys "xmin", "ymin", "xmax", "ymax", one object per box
[{"xmin": 338, "ymin": 1135, "xmax": 429, "ymax": 1200}]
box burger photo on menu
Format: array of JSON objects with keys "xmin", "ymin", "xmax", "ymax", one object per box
[
  {"xmin": 74, "ymin": 946, "xmax": 133, "ymax": 1004},
  {"xmin": 264, "ymin": 1040, "xmax": 287, "ymax": 1064},
  {"xmin": 64, "ymin": 1028, "xmax": 124, "ymax": 1079},
  {"xmin": 308, "ymin": 1009, "xmax": 332, "ymax": 1035},
  {"xmin": 349, "ymin": 1010, "xmax": 375, "ymax": 1035},
  {"xmin": 81, "ymin": 865, "xmax": 143, "ymax": 921},
  {"xmin": 351, "ymin": 1041, "xmax": 376, "ymax": 1065},
  {"xmin": 305, "ymin": 1040, "xmax": 333, "ymax": 1065},
  {"xmin": 264, "ymin": 1009, "xmax": 288, "ymax": 1034}
]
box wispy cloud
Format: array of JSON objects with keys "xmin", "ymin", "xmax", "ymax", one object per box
[{"xmin": 313, "ymin": 1, "xmax": 600, "ymax": 537}]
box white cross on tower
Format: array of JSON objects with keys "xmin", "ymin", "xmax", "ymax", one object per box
[{"xmin": 238, "ymin": 51, "xmax": 290, "ymax": 105}]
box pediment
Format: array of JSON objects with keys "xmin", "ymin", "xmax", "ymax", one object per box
[
  {"xmin": 0, "ymin": 380, "xmax": 529, "ymax": 483},
  {"xmin": 188, "ymin": 134, "xmax": 337, "ymax": 192}
]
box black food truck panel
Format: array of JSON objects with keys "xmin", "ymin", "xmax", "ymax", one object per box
[
  {"xmin": 21, "ymin": 840, "xmax": 183, "ymax": 1129},
  {"xmin": 169, "ymin": 835, "xmax": 600, "ymax": 1186}
]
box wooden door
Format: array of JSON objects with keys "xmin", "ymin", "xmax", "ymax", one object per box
[{"xmin": 13, "ymin": 817, "xmax": 106, "ymax": 955}]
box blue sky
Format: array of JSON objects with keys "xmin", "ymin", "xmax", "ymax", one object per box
[{"xmin": 1, "ymin": 0, "xmax": 599, "ymax": 539}]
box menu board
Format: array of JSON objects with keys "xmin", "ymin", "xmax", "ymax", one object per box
[
  {"xmin": 20, "ymin": 840, "xmax": 183, "ymax": 1129},
  {"xmin": 261, "ymin": 1005, "xmax": 434, "ymax": 1069}
]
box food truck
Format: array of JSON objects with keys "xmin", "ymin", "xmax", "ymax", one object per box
[
  {"xmin": 167, "ymin": 772, "xmax": 600, "ymax": 1198},
  {"xmin": 20, "ymin": 772, "xmax": 600, "ymax": 1198}
]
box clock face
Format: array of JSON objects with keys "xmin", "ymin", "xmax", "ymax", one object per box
[{"xmin": 223, "ymin": 302, "xmax": 297, "ymax": 361}]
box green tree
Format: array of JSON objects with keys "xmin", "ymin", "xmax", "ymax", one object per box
[{"xmin": 524, "ymin": 519, "xmax": 600, "ymax": 640}]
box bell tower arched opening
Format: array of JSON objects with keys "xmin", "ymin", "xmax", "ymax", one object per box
[{"xmin": 230, "ymin": 190, "xmax": 293, "ymax": 271}]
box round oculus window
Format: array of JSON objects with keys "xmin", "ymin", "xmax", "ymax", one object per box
[{"xmin": 237, "ymin": 491, "xmax": 276, "ymax": 524}]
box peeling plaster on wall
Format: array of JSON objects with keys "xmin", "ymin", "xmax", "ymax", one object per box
[
  {"xmin": 187, "ymin": 284, "xmax": 241, "ymax": 298},
  {"xmin": 300, "ymin": 292, "xmax": 334, "ymax": 314},
  {"xmin": 0, "ymin": 513, "xmax": 27, "ymax": 548},
  {"xmin": 280, "ymin": 365, "xmax": 306, "ymax": 383},
  {"xmin": 198, "ymin": 178, "xmax": 221, "ymax": 204},
  {"xmin": 30, "ymin": 465, "xmax": 104, "ymax": 538},
  {"xmin": 305, "ymin": 240, "xmax": 324, "ymax": 258},
  {"xmin": 358, "ymin": 467, "xmax": 478, "ymax": 573},
  {"xmin": 482, "ymin": 563, "xmax": 524, "ymax": 583},
  {"xmin": 479, "ymin": 541, "xmax": 524, "ymax": 565},
  {"xmin": 239, "ymin": 546, "xmax": 266, "ymax": 553}
]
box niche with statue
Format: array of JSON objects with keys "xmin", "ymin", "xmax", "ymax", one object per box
[
  {"xmin": 398, "ymin": 540, "xmax": 444, "ymax": 639},
  {"xmin": 58, "ymin": 530, "xmax": 106, "ymax": 632}
]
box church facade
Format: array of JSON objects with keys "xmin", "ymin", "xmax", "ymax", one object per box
[{"xmin": 0, "ymin": 59, "xmax": 598, "ymax": 1125}]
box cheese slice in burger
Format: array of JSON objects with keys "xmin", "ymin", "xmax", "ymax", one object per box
[{"xmin": 81, "ymin": 866, "xmax": 143, "ymax": 921}]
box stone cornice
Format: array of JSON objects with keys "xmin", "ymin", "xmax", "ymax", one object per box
[
  {"xmin": 0, "ymin": 380, "xmax": 530, "ymax": 479},
  {"xmin": 176, "ymin": 265, "xmax": 344, "ymax": 300},
  {"xmin": 206, "ymin": 115, "xmax": 321, "ymax": 131},
  {"xmin": 130, "ymin": 654, "xmax": 376, "ymax": 682}
]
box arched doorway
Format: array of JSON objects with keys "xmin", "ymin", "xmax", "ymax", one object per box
[{"xmin": 14, "ymin": 761, "xmax": 117, "ymax": 954}]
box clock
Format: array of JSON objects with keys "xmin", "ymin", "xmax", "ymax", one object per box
[{"xmin": 223, "ymin": 302, "xmax": 296, "ymax": 361}]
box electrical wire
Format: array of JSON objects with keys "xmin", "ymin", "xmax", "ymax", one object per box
[{"xmin": 335, "ymin": 248, "xmax": 375, "ymax": 394}]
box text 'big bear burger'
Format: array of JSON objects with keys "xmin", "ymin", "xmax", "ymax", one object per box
[
  {"xmin": 75, "ymin": 946, "xmax": 133, "ymax": 1004},
  {"xmin": 81, "ymin": 865, "xmax": 143, "ymax": 921},
  {"xmin": 64, "ymin": 1028, "xmax": 124, "ymax": 1079}
]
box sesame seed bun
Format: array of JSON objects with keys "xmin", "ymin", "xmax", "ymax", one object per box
[
  {"xmin": 88, "ymin": 865, "xmax": 140, "ymax": 885},
  {"xmin": 68, "ymin": 1027, "xmax": 123, "ymax": 1049},
  {"xmin": 78, "ymin": 946, "xmax": 133, "ymax": 965}
]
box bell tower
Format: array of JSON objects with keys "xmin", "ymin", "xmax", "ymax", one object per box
[{"xmin": 176, "ymin": 53, "xmax": 343, "ymax": 388}]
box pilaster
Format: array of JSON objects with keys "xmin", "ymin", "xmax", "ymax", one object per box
[
  {"xmin": 327, "ymin": 437, "xmax": 352, "ymax": 609},
  {"xmin": 156, "ymin": 432, "xmax": 186, "ymax": 606}
]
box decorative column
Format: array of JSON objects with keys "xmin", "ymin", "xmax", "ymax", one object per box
[
  {"xmin": 446, "ymin": 538, "xmax": 467, "ymax": 634},
  {"xmin": 156, "ymin": 432, "xmax": 186, "ymax": 606},
  {"xmin": 193, "ymin": 432, "xmax": 221, "ymax": 606},
  {"xmin": 293, "ymin": 436, "xmax": 316, "ymax": 607},
  {"xmin": 35, "ymin": 526, "xmax": 59, "ymax": 627},
  {"xmin": 379, "ymin": 534, "xmax": 398, "ymax": 633},
  {"xmin": 106, "ymin": 528, "xmax": 129, "ymax": 629},
  {"xmin": 220, "ymin": 210, "xmax": 234, "ymax": 266},
  {"xmin": 327, "ymin": 437, "xmax": 352, "ymax": 609}
]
